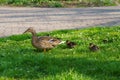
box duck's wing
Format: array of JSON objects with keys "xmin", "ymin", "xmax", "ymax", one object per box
[
  {"xmin": 38, "ymin": 36, "xmax": 53, "ymax": 40},
  {"xmin": 38, "ymin": 36, "xmax": 62, "ymax": 46},
  {"xmin": 39, "ymin": 40, "xmax": 55, "ymax": 49}
]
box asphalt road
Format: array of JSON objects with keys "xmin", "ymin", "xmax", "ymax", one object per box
[{"xmin": 0, "ymin": 6, "xmax": 120, "ymax": 37}]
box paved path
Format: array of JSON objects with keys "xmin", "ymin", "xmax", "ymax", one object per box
[{"xmin": 0, "ymin": 6, "xmax": 120, "ymax": 37}]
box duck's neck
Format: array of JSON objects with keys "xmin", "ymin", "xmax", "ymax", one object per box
[{"xmin": 31, "ymin": 30, "xmax": 38, "ymax": 42}]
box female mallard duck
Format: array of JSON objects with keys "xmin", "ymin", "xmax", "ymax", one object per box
[{"xmin": 24, "ymin": 27, "xmax": 63, "ymax": 52}]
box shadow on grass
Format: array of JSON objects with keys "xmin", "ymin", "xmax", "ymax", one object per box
[{"xmin": 0, "ymin": 55, "xmax": 120, "ymax": 79}]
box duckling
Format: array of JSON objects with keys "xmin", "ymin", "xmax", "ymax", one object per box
[
  {"xmin": 23, "ymin": 27, "xmax": 63, "ymax": 52},
  {"xmin": 66, "ymin": 40, "xmax": 76, "ymax": 48},
  {"xmin": 102, "ymin": 39, "xmax": 113, "ymax": 43},
  {"xmin": 102, "ymin": 39, "xmax": 108, "ymax": 43},
  {"xmin": 89, "ymin": 43, "xmax": 99, "ymax": 51}
]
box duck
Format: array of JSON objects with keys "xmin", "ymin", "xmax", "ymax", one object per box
[
  {"xmin": 66, "ymin": 40, "xmax": 76, "ymax": 48},
  {"xmin": 23, "ymin": 27, "xmax": 63, "ymax": 52},
  {"xmin": 89, "ymin": 43, "xmax": 99, "ymax": 51}
]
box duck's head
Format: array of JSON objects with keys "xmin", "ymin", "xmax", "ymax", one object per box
[
  {"xmin": 23, "ymin": 27, "xmax": 35, "ymax": 34},
  {"xmin": 89, "ymin": 43, "xmax": 94, "ymax": 46}
]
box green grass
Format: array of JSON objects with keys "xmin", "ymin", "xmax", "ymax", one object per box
[
  {"xmin": 0, "ymin": 26, "xmax": 120, "ymax": 80},
  {"xmin": 0, "ymin": 0, "xmax": 119, "ymax": 7}
]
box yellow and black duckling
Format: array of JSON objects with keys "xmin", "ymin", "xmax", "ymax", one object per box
[
  {"xmin": 89, "ymin": 43, "xmax": 99, "ymax": 51},
  {"xmin": 24, "ymin": 27, "xmax": 63, "ymax": 52},
  {"xmin": 102, "ymin": 39, "xmax": 108, "ymax": 43},
  {"xmin": 102, "ymin": 39, "xmax": 113, "ymax": 43},
  {"xmin": 66, "ymin": 40, "xmax": 76, "ymax": 48}
]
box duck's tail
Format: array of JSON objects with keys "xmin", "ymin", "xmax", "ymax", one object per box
[{"xmin": 59, "ymin": 41, "xmax": 65, "ymax": 44}]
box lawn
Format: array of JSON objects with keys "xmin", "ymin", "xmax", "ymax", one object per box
[
  {"xmin": 0, "ymin": 26, "xmax": 120, "ymax": 80},
  {"xmin": 0, "ymin": 0, "xmax": 119, "ymax": 7}
]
